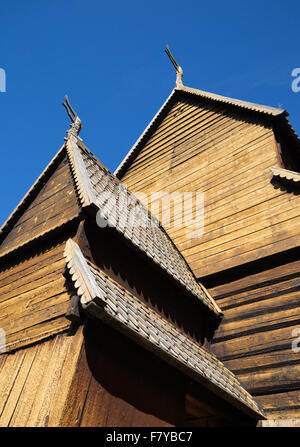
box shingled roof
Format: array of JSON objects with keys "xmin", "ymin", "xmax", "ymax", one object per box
[
  {"xmin": 0, "ymin": 110, "xmax": 221, "ymax": 318},
  {"xmin": 114, "ymin": 84, "xmax": 300, "ymax": 179},
  {"xmin": 65, "ymin": 125, "xmax": 222, "ymax": 318},
  {"xmin": 64, "ymin": 238, "xmax": 265, "ymax": 420}
]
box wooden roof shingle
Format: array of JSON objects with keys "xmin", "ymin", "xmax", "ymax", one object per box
[
  {"xmin": 64, "ymin": 238, "xmax": 265, "ymax": 420},
  {"xmin": 65, "ymin": 127, "xmax": 222, "ymax": 318},
  {"xmin": 0, "ymin": 110, "xmax": 221, "ymax": 318},
  {"xmin": 271, "ymin": 166, "xmax": 300, "ymax": 183}
]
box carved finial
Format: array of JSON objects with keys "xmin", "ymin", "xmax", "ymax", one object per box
[
  {"xmin": 62, "ymin": 95, "xmax": 82, "ymax": 137},
  {"xmin": 165, "ymin": 45, "xmax": 183, "ymax": 87}
]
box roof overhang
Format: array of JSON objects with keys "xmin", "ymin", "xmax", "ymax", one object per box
[
  {"xmin": 271, "ymin": 166, "xmax": 300, "ymax": 183},
  {"xmin": 64, "ymin": 238, "xmax": 265, "ymax": 421},
  {"xmin": 65, "ymin": 134, "xmax": 222, "ymax": 318}
]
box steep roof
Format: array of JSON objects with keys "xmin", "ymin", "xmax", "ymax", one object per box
[
  {"xmin": 64, "ymin": 238, "xmax": 265, "ymax": 420},
  {"xmin": 0, "ymin": 112, "xmax": 222, "ymax": 318},
  {"xmin": 114, "ymin": 84, "xmax": 300, "ymax": 179},
  {"xmin": 66, "ymin": 126, "xmax": 222, "ymax": 317},
  {"xmin": 0, "ymin": 144, "xmax": 68, "ymax": 253}
]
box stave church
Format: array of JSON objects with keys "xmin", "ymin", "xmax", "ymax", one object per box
[{"xmin": 0, "ymin": 48, "xmax": 299, "ymax": 427}]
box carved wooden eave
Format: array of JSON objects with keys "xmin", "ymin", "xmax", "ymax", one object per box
[
  {"xmin": 64, "ymin": 238, "xmax": 265, "ymax": 421},
  {"xmin": 0, "ymin": 144, "xmax": 67, "ymax": 249},
  {"xmin": 66, "ymin": 135, "xmax": 98, "ymax": 209}
]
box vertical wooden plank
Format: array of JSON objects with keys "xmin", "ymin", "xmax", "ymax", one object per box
[
  {"xmin": 0, "ymin": 350, "xmax": 26, "ymax": 419},
  {"xmin": 0, "ymin": 345, "xmax": 37, "ymax": 426},
  {"xmin": 42, "ymin": 327, "xmax": 85, "ymax": 427}
]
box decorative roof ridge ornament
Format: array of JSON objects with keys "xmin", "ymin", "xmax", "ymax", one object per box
[
  {"xmin": 165, "ymin": 45, "xmax": 183, "ymax": 88},
  {"xmin": 62, "ymin": 95, "xmax": 82, "ymax": 138}
]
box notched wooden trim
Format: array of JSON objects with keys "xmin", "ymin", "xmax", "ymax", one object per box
[
  {"xmin": 270, "ymin": 166, "xmax": 300, "ymax": 183},
  {"xmin": 66, "ymin": 136, "xmax": 98, "ymax": 209}
]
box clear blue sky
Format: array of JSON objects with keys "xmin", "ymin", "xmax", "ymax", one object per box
[{"xmin": 1, "ymin": 0, "xmax": 300, "ymax": 226}]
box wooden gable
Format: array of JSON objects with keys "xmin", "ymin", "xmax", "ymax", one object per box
[
  {"xmin": 119, "ymin": 90, "xmax": 300, "ymax": 279},
  {"xmin": 0, "ymin": 146, "xmax": 82, "ymax": 353},
  {"xmin": 0, "ymin": 240, "xmax": 74, "ymax": 353},
  {"xmin": 0, "ymin": 150, "xmax": 80, "ymax": 259}
]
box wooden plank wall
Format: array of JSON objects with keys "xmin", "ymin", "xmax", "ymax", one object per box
[
  {"xmin": 0, "ymin": 241, "xmax": 73, "ymax": 352},
  {"xmin": 0, "ymin": 328, "xmax": 84, "ymax": 427},
  {"xmin": 82, "ymin": 221, "xmax": 213, "ymax": 345},
  {"xmin": 0, "ymin": 156, "xmax": 80, "ymax": 258},
  {"xmin": 209, "ymin": 254, "xmax": 300, "ymax": 419},
  {"xmin": 121, "ymin": 94, "xmax": 300, "ymax": 278},
  {"xmin": 0, "ymin": 316, "xmax": 258, "ymax": 427},
  {"xmin": 60, "ymin": 320, "xmax": 186, "ymax": 427}
]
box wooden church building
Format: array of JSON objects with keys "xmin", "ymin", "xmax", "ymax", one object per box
[{"xmin": 0, "ymin": 49, "xmax": 299, "ymax": 427}]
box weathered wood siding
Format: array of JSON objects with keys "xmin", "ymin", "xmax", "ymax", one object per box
[
  {"xmin": 0, "ymin": 328, "xmax": 84, "ymax": 427},
  {"xmin": 121, "ymin": 94, "xmax": 300, "ymax": 278},
  {"xmin": 0, "ymin": 241, "xmax": 73, "ymax": 352},
  {"xmin": 0, "ymin": 156, "xmax": 80, "ymax": 258},
  {"xmin": 185, "ymin": 391, "xmax": 256, "ymax": 427},
  {"xmin": 60, "ymin": 320, "xmax": 185, "ymax": 427},
  {"xmin": 209, "ymin": 253, "xmax": 300, "ymax": 419},
  {"xmin": 0, "ymin": 316, "xmax": 256, "ymax": 427}
]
